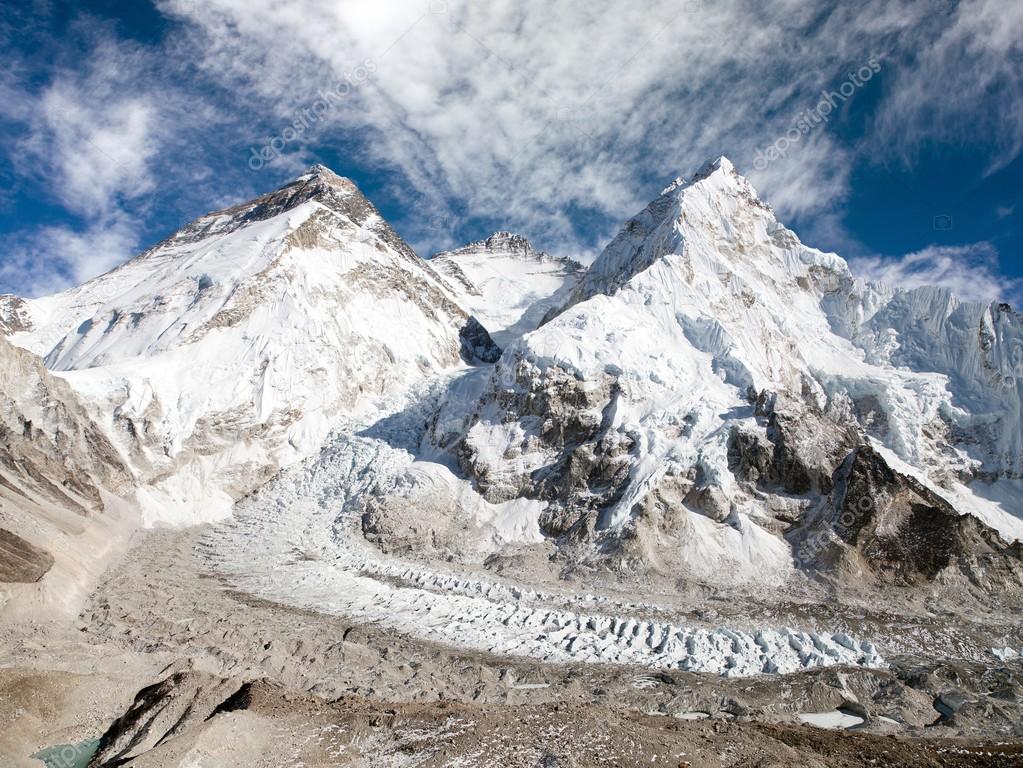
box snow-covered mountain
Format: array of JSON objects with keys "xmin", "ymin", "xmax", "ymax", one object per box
[
  {"xmin": 431, "ymin": 231, "xmax": 582, "ymax": 347},
  {"xmin": 4, "ymin": 155, "xmax": 1021, "ymax": 679},
  {"xmin": 3, "ymin": 156, "xmax": 1021, "ymax": 608},
  {"xmin": 3, "ymin": 166, "xmax": 498, "ymax": 524},
  {"xmin": 453, "ymin": 157, "xmax": 1023, "ymax": 592}
]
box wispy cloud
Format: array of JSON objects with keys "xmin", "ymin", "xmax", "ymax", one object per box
[
  {"xmin": 0, "ymin": 18, "xmax": 243, "ymax": 297},
  {"xmin": 154, "ymin": 0, "xmax": 1023, "ymax": 260},
  {"xmin": 0, "ymin": 214, "xmax": 140, "ymax": 297},
  {"xmin": 2, "ymin": 0, "xmax": 1022, "ymax": 295},
  {"xmin": 850, "ymin": 242, "xmax": 1022, "ymax": 305},
  {"xmin": 872, "ymin": 0, "xmax": 1023, "ymax": 175},
  {"xmin": 7, "ymin": 28, "xmax": 170, "ymax": 224}
]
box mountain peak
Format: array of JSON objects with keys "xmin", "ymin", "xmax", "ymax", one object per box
[
  {"xmin": 158, "ymin": 162, "xmax": 399, "ymax": 254},
  {"xmin": 479, "ymin": 231, "xmax": 540, "ymax": 255},
  {"xmin": 294, "ymin": 163, "xmax": 347, "ymax": 185},
  {"xmin": 436, "ymin": 231, "xmax": 544, "ymax": 262},
  {"xmin": 705, "ymin": 154, "xmax": 735, "ymax": 174},
  {"xmin": 555, "ymin": 156, "xmax": 775, "ymax": 310},
  {"xmin": 661, "ymin": 155, "xmax": 743, "ymax": 195}
]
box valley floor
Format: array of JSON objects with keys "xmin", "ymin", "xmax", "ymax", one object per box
[{"xmin": 2, "ymin": 527, "xmax": 1022, "ymax": 767}]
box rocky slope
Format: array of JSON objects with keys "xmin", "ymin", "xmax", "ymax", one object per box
[
  {"xmin": 0, "ymin": 336, "xmax": 136, "ymax": 615},
  {"xmin": 4, "ymin": 166, "xmax": 498, "ymax": 526}
]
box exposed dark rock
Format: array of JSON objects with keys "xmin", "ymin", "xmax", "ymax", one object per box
[
  {"xmin": 459, "ymin": 317, "xmax": 502, "ymax": 364},
  {"xmin": 0, "ymin": 294, "xmax": 31, "ymax": 336},
  {"xmin": 809, "ymin": 444, "xmax": 1023, "ymax": 590},
  {"xmin": 458, "ymin": 360, "xmax": 634, "ymax": 538},
  {"xmin": 90, "ymin": 669, "xmax": 244, "ymax": 767},
  {"xmin": 728, "ymin": 390, "xmax": 860, "ymax": 498},
  {"xmin": 0, "ymin": 528, "xmax": 54, "ymax": 583}
]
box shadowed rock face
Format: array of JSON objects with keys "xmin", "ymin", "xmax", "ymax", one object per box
[
  {"xmin": 459, "ymin": 317, "xmax": 502, "ymax": 364},
  {"xmin": 91, "ymin": 668, "xmax": 245, "ymax": 767},
  {"xmin": 0, "ymin": 528, "xmax": 54, "ymax": 582},
  {"xmin": 817, "ymin": 444, "xmax": 1023, "ymax": 590}
]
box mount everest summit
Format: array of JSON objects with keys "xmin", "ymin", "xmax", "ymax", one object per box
[{"xmin": 1, "ymin": 157, "xmax": 1021, "ymax": 684}]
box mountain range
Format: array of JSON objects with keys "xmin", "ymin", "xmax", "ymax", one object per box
[{"xmin": 1, "ymin": 156, "xmax": 1020, "ymax": 663}]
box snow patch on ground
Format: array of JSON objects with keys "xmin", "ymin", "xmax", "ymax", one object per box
[{"xmin": 798, "ymin": 710, "xmax": 867, "ymax": 730}]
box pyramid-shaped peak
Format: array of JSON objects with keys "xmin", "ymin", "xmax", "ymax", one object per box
[
  {"xmin": 156, "ymin": 162, "xmax": 415, "ymax": 260},
  {"xmin": 481, "ymin": 231, "xmax": 539, "ymax": 253},
  {"xmin": 706, "ymin": 155, "xmax": 735, "ymax": 174},
  {"xmin": 294, "ymin": 163, "xmax": 348, "ymax": 184},
  {"xmin": 661, "ymin": 156, "xmax": 742, "ymax": 194}
]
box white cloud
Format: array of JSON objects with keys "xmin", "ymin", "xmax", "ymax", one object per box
[
  {"xmin": 0, "ymin": 23, "xmax": 236, "ymax": 297},
  {"xmin": 157, "ymin": 0, "xmax": 921, "ymax": 254},
  {"xmin": 14, "ymin": 37, "xmax": 162, "ymax": 219},
  {"xmin": 872, "ymin": 0, "xmax": 1023, "ymax": 174},
  {"xmin": 850, "ymin": 243, "xmax": 1022, "ymax": 305},
  {"xmin": 0, "ymin": 214, "xmax": 140, "ymax": 297},
  {"xmin": 3, "ymin": 0, "xmax": 1022, "ymax": 294}
]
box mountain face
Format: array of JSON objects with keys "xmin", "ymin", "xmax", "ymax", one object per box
[
  {"xmin": 430, "ymin": 231, "xmax": 583, "ymax": 347},
  {"xmin": 0, "ymin": 336, "xmax": 131, "ymax": 516},
  {"xmin": 451, "ymin": 157, "xmax": 1023, "ymax": 593},
  {"xmin": 3, "ymin": 156, "xmax": 1023, "ymax": 717},
  {"xmin": 5, "ymin": 166, "xmax": 498, "ymax": 525}
]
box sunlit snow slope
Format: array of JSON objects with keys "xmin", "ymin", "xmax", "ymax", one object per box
[{"xmin": 431, "ymin": 231, "xmax": 582, "ymax": 346}]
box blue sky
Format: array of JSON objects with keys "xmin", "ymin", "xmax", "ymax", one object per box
[{"xmin": 0, "ymin": 0, "xmax": 1020, "ymax": 303}]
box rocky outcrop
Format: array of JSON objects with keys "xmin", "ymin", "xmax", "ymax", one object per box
[
  {"xmin": 90, "ymin": 668, "xmax": 246, "ymax": 766},
  {"xmin": 458, "ymin": 357, "xmax": 633, "ymax": 537},
  {"xmin": 729, "ymin": 389, "xmax": 861, "ymax": 497},
  {"xmin": 0, "ymin": 295, "xmax": 31, "ymax": 336},
  {"xmin": 805, "ymin": 444, "xmax": 1023, "ymax": 591},
  {"xmin": 0, "ymin": 528, "xmax": 54, "ymax": 582},
  {"xmin": 0, "ymin": 337, "xmax": 132, "ymax": 516},
  {"xmin": 0, "ymin": 336, "xmax": 138, "ymax": 616}
]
